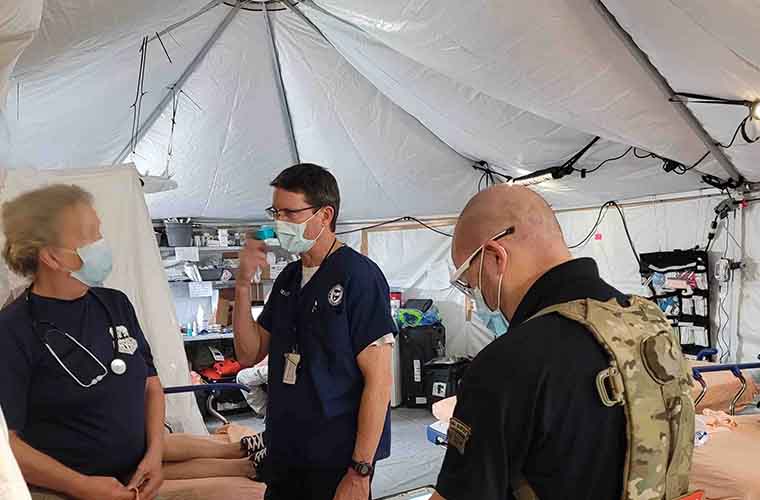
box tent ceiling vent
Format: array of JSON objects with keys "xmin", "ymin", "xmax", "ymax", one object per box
[{"xmin": 223, "ymin": 0, "xmax": 297, "ymax": 12}]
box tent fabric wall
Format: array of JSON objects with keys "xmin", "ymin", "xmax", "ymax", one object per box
[
  {"xmin": 272, "ymin": 10, "xmax": 476, "ymax": 220},
  {"xmin": 360, "ymin": 191, "xmax": 756, "ymax": 363},
  {"xmin": 0, "ymin": 0, "xmax": 41, "ymax": 110},
  {"xmin": 603, "ymin": 0, "xmax": 760, "ymax": 182},
  {"xmin": 0, "ymin": 164, "xmax": 206, "ymax": 435},
  {"xmin": 7, "ymin": 1, "xmax": 752, "ymax": 222},
  {"xmin": 299, "ymin": 4, "xmax": 707, "ymax": 208},
  {"xmin": 309, "ymin": 0, "xmax": 720, "ymax": 174},
  {"xmin": 740, "ymin": 202, "xmax": 760, "ymax": 361}
]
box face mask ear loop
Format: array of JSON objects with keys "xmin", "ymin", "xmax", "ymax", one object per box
[{"xmin": 478, "ymin": 250, "xmax": 494, "ymax": 311}]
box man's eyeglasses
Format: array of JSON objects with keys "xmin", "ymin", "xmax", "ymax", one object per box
[
  {"xmin": 265, "ymin": 206, "xmax": 318, "ymax": 220},
  {"xmin": 450, "ymin": 226, "xmax": 515, "ymax": 297}
]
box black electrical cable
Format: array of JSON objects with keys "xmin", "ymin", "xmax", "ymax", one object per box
[
  {"xmin": 574, "ymin": 146, "xmax": 633, "ymax": 175},
  {"xmin": 717, "ymin": 116, "xmax": 747, "ymax": 149},
  {"xmin": 337, "ymin": 217, "xmax": 453, "ymax": 238},
  {"xmin": 568, "ymin": 202, "xmax": 611, "ymax": 250},
  {"xmin": 718, "ymin": 217, "xmax": 731, "ymax": 363},
  {"xmin": 669, "ymin": 151, "xmax": 711, "ymax": 175},
  {"xmin": 609, "ymin": 201, "xmax": 640, "ymax": 266},
  {"xmin": 633, "ymin": 148, "xmax": 655, "ymax": 159},
  {"xmin": 567, "ymin": 201, "xmax": 640, "ymax": 266}
]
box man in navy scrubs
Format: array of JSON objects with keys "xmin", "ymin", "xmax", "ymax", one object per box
[{"xmin": 234, "ymin": 163, "xmax": 395, "ymax": 500}]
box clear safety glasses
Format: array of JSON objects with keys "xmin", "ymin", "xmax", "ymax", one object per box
[{"xmin": 450, "ymin": 226, "xmax": 515, "ymax": 297}]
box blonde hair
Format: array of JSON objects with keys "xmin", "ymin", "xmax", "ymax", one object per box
[{"xmin": 2, "ymin": 184, "xmax": 93, "ymax": 277}]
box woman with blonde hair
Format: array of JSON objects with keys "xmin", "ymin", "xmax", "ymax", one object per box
[{"xmin": 0, "ymin": 184, "xmax": 165, "ymax": 500}]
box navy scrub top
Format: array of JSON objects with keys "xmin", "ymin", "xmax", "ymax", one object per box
[
  {"xmin": 258, "ymin": 245, "xmax": 396, "ymax": 468},
  {"xmin": 0, "ymin": 288, "xmax": 157, "ymax": 482}
]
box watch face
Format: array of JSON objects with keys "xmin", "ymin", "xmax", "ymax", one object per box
[{"xmin": 354, "ymin": 462, "xmax": 372, "ymax": 477}]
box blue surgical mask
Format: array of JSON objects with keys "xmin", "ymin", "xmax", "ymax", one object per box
[
  {"xmin": 473, "ymin": 250, "xmax": 508, "ymax": 337},
  {"xmin": 275, "ymin": 209, "xmax": 325, "ymax": 254},
  {"xmin": 473, "ymin": 289, "xmax": 509, "ymax": 337},
  {"xmin": 63, "ymin": 239, "xmax": 113, "ymax": 287}
]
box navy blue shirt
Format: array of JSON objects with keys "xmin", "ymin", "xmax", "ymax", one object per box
[
  {"xmin": 0, "ymin": 288, "xmax": 157, "ymax": 482},
  {"xmin": 258, "ymin": 245, "xmax": 395, "ymax": 469}
]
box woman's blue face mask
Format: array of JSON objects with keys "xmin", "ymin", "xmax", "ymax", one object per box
[{"xmin": 59, "ymin": 239, "xmax": 113, "ymax": 287}]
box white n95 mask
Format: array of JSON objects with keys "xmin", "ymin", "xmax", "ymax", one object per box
[
  {"xmin": 275, "ymin": 209, "xmax": 325, "ymax": 254},
  {"xmin": 65, "ymin": 239, "xmax": 113, "ymax": 287}
]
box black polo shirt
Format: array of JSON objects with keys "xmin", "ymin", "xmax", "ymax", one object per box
[{"xmin": 436, "ymin": 258, "xmax": 627, "ymax": 500}]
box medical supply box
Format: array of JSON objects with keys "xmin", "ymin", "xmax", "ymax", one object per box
[
  {"xmin": 424, "ymin": 357, "xmax": 470, "ymax": 407},
  {"xmin": 399, "ymin": 323, "xmax": 446, "ymax": 408}
]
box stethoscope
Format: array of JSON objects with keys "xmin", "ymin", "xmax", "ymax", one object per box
[{"xmin": 26, "ymin": 287, "xmax": 127, "ymax": 388}]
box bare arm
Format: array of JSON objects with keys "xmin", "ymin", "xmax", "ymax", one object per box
[
  {"xmin": 430, "ymin": 492, "xmax": 446, "ymax": 500},
  {"xmin": 233, "ymin": 239, "xmax": 272, "ymax": 368},
  {"xmin": 353, "ymin": 343, "xmax": 393, "ymax": 463},
  {"xmin": 10, "ymin": 432, "xmax": 130, "ymax": 499},
  {"xmin": 144, "ymin": 376, "xmax": 165, "ymax": 456},
  {"xmin": 233, "ymin": 284, "xmax": 271, "ymax": 367}
]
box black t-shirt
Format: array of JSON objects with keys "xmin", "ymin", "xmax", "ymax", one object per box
[
  {"xmin": 0, "ymin": 288, "xmax": 157, "ymax": 482},
  {"xmin": 436, "ymin": 258, "xmax": 626, "ymax": 500}
]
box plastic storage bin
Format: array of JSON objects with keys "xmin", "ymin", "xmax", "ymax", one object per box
[{"xmin": 165, "ymin": 222, "xmax": 193, "ymax": 247}]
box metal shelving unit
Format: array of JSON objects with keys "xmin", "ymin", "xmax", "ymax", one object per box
[{"xmin": 183, "ymin": 332, "xmax": 235, "ymax": 343}]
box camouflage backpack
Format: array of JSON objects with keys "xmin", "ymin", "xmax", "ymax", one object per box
[{"xmin": 513, "ymin": 296, "xmax": 698, "ymax": 500}]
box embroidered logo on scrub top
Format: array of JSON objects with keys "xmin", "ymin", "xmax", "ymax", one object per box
[
  {"xmin": 328, "ymin": 284, "xmax": 344, "ymax": 306},
  {"xmin": 448, "ymin": 417, "xmax": 472, "ymax": 455},
  {"xmin": 110, "ymin": 326, "xmax": 138, "ymax": 356}
]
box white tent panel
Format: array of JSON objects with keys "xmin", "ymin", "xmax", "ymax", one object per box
[
  {"xmin": 302, "ymin": 4, "xmax": 602, "ymax": 172},
  {"xmin": 0, "ymin": 0, "xmax": 42, "ymax": 108},
  {"xmin": 5, "ymin": 4, "xmax": 227, "ymax": 171},
  {"xmin": 12, "ymin": 0, "xmax": 211, "ymax": 77},
  {"xmin": 273, "ymin": 11, "xmax": 475, "ymax": 220},
  {"xmin": 740, "ymin": 203, "xmax": 760, "ymax": 361},
  {"xmin": 0, "ymin": 164, "xmax": 206, "ymax": 435},
  {"xmin": 304, "ymin": 5, "xmax": 708, "ymax": 207},
  {"xmin": 137, "ymin": 12, "xmax": 296, "ymax": 219},
  {"xmin": 311, "ymin": 0, "xmax": 712, "ymax": 169},
  {"xmin": 602, "ymin": 0, "xmax": 760, "ymax": 181}
]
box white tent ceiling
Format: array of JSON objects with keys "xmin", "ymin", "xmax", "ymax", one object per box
[{"xmin": 1, "ymin": 0, "xmax": 759, "ymax": 220}]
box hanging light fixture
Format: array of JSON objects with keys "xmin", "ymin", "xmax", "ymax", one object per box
[{"xmin": 751, "ymin": 100, "xmax": 760, "ymax": 121}]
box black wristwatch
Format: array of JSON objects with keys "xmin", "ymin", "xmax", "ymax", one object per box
[{"xmin": 350, "ymin": 459, "xmax": 374, "ymax": 477}]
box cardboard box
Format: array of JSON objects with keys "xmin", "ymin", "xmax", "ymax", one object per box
[{"xmin": 215, "ymin": 285, "xmax": 266, "ymax": 327}]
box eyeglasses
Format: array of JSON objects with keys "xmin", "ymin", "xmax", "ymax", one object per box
[
  {"xmin": 450, "ymin": 226, "xmax": 515, "ymax": 297},
  {"xmin": 265, "ymin": 206, "xmax": 318, "ymax": 220}
]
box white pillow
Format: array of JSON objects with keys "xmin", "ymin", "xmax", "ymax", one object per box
[{"xmin": 0, "ymin": 406, "xmax": 31, "ymax": 500}]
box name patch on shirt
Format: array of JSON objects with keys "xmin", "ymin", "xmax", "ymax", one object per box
[{"xmin": 448, "ymin": 417, "xmax": 472, "ymax": 455}]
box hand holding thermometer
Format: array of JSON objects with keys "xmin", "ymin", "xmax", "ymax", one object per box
[{"xmin": 239, "ymin": 230, "xmax": 270, "ymax": 286}]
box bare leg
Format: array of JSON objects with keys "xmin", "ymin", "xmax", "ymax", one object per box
[
  {"xmin": 162, "ymin": 458, "xmax": 253, "ymax": 480},
  {"xmin": 163, "ymin": 433, "xmax": 245, "ymax": 462}
]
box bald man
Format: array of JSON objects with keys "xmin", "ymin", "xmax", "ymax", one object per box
[{"xmin": 432, "ymin": 186, "xmax": 626, "ymax": 500}]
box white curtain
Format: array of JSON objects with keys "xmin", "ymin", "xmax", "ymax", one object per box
[{"xmin": 0, "ymin": 164, "xmax": 206, "ymax": 434}]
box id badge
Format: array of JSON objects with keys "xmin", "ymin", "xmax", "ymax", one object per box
[{"xmin": 283, "ymin": 352, "xmax": 301, "ymax": 385}]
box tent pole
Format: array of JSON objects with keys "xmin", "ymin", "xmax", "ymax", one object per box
[
  {"xmin": 264, "ymin": 2, "xmax": 301, "ymax": 164},
  {"xmin": 147, "ymin": 0, "xmax": 224, "ymax": 44},
  {"xmin": 281, "ymin": 0, "xmax": 330, "ymax": 43},
  {"xmin": 112, "ymin": 1, "xmax": 242, "ymax": 165},
  {"xmin": 591, "ymin": 0, "xmax": 741, "ymax": 182}
]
